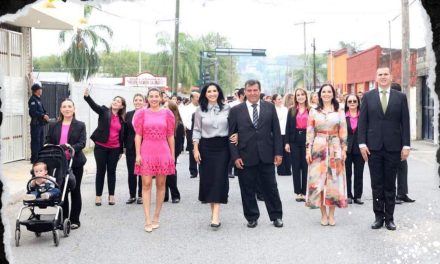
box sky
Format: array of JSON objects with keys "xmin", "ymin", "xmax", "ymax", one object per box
[{"xmin": 4, "ymin": 0, "xmax": 430, "ymax": 57}]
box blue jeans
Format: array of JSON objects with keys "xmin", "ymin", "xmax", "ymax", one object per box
[{"xmin": 30, "ymin": 188, "xmax": 61, "ymax": 199}]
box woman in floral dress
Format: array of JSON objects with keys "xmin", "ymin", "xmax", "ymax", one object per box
[
  {"xmin": 133, "ymin": 88, "xmax": 175, "ymax": 233},
  {"xmin": 305, "ymin": 84, "xmax": 348, "ymax": 226}
]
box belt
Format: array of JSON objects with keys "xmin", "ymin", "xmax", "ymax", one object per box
[
  {"xmin": 316, "ymin": 132, "xmax": 339, "ymax": 137},
  {"xmin": 296, "ymin": 129, "xmax": 306, "ymax": 134}
]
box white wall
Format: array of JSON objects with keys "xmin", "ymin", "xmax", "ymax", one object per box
[{"xmin": 70, "ymin": 82, "xmax": 149, "ymax": 148}]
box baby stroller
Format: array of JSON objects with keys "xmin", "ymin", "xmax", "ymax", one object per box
[{"xmin": 15, "ymin": 144, "xmax": 76, "ymax": 247}]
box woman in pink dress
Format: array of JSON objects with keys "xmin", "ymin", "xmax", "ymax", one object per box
[{"xmin": 133, "ymin": 88, "xmax": 175, "ymax": 232}]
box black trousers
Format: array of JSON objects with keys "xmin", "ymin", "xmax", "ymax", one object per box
[
  {"xmin": 238, "ymin": 162, "xmax": 283, "ymax": 221},
  {"xmin": 290, "ymin": 144, "xmax": 308, "ymax": 195},
  {"xmin": 126, "ymin": 150, "xmax": 142, "ymax": 198},
  {"xmin": 30, "ymin": 124, "xmax": 44, "ymax": 163},
  {"xmin": 165, "ymin": 156, "xmax": 181, "ymax": 200},
  {"xmin": 277, "ymin": 135, "xmax": 292, "ymax": 175},
  {"xmin": 62, "ymin": 166, "xmax": 83, "ymax": 225},
  {"xmin": 186, "ymin": 129, "xmax": 198, "ymax": 176},
  {"xmin": 368, "ymin": 148, "xmax": 400, "ymax": 221},
  {"xmin": 397, "ymin": 160, "xmax": 408, "ymax": 196},
  {"xmin": 94, "ymin": 145, "xmax": 120, "ymax": 196},
  {"xmin": 345, "ymin": 153, "xmax": 365, "ymax": 199}
]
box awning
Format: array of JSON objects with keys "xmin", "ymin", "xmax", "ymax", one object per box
[{"xmin": 0, "ymin": 1, "xmax": 80, "ymax": 30}]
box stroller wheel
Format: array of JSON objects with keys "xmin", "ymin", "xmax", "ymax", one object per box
[
  {"xmin": 63, "ymin": 219, "xmax": 71, "ymax": 237},
  {"xmin": 53, "ymin": 230, "xmax": 60, "ymax": 247},
  {"xmin": 35, "ymin": 232, "xmax": 41, "ymax": 237},
  {"xmin": 15, "ymin": 229, "xmax": 20, "ymax": 247}
]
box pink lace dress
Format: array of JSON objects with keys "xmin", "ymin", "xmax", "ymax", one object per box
[{"xmin": 133, "ymin": 107, "xmax": 175, "ymax": 176}]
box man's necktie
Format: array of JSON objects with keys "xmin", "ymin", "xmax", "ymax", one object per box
[
  {"xmin": 381, "ymin": 90, "xmax": 388, "ymax": 113},
  {"xmin": 252, "ymin": 104, "xmax": 258, "ymax": 128}
]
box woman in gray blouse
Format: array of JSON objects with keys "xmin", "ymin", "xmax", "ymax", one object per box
[{"xmin": 193, "ymin": 82, "xmax": 230, "ymax": 229}]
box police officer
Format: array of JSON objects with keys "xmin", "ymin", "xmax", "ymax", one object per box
[{"xmin": 28, "ymin": 83, "xmax": 49, "ymax": 163}]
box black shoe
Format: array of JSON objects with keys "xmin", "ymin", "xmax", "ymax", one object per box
[
  {"xmin": 385, "ymin": 221, "xmax": 397, "ymax": 231},
  {"xmin": 190, "ymin": 174, "xmax": 197, "ymax": 178},
  {"xmin": 347, "ymin": 198, "xmax": 353, "ymax": 204},
  {"xmin": 126, "ymin": 198, "xmax": 136, "ymax": 204},
  {"xmin": 273, "ymin": 219, "xmax": 283, "ymax": 228},
  {"xmin": 395, "ymin": 197, "xmax": 404, "ymax": 204},
  {"xmin": 353, "ymin": 198, "xmax": 364, "ymax": 205},
  {"xmin": 397, "ymin": 195, "xmax": 415, "ymax": 203},
  {"xmin": 256, "ymin": 195, "xmax": 264, "ymax": 201},
  {"xmin": 247, "ymin": 220, "xmax": 258, "ymax": 228},
  {"xmin": 164, "ymin": 198, "xmax": 169, "ymax": 202},
  {"xmin": 210, "ymin": 222, "xmax": 221, "ymax": 229},
  {"xmin": 136, "ymin": 197, "xmax": 143, "ymax": 204},
  {"xmin": 172, "ymin": 198, "xmax": 180, "ymax": 204},
  {"xmin": 371, "ymin": 219, "xmax": 384, "ymax": 229},
  {"xmin": 71, "ymin": 223, "xmax": 80, "ymax": 230}
]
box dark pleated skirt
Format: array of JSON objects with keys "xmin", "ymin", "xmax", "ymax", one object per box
[{"xmin": 199, "ymin": 137, "xmax": 230, "ymax": 204}]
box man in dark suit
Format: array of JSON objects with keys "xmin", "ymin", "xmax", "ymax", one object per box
[
  {"xmin": 390, "ymin": 83, "xmax": 415, "ymax": 204},
  {"xmin": 358, "ymin": 67, "xmax": 411, "ymax": 231},
  {"xmin": 29, "ymin": 83, "xmax": 49, "ymax": 163},
  {"xmin": 228, "ymin": 79, "xmax": 284, "ymax": 228}
]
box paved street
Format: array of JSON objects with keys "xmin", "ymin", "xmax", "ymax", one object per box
[{"xmin": 3, "ymin": 141, "xmax": 440, "ymax": 264}]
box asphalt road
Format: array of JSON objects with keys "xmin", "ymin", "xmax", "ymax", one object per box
[{"xmin": 4, "ymin": 146, "xmax": 440, "ymax": 264}]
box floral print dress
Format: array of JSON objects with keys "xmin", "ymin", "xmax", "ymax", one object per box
[{"xmin": 305, "ymin": 108, "xmax": 348, "ymax": 209}]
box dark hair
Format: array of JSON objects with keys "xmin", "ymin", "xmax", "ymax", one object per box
[
  {"xmin": 237, "ymin": 88, "xmax": 245, "ymax": 97},
  {"xmin": 391, "ymin": 82, "xmax": 402, "ymax": 91},
  {"xmin": 289, "ymin": 88, "xmax": 310, "ymax": 116},
  {"xmin": 271, "ymin": 94, "xmax": 280, "ymax": 103},
  {"xmin": 344, "ymin": 94, "xmax": 360, "ymax": 113},
  {"xmin": 260, "ymin": 93, "xmax": 265, "ymax": 100},
  {"xmin": 244, "ymin": 79, "xmax": 261, "ymax": 91},
  {"xmin": 316, "ymin": 84, "xmax": 339, "ymax": 112},
  {"xmin": 33, "ymin": 161, "xmax": 47, "ymax": 170},
  {"xmin": 199, "ymin": 82, "xmax": 225, "ymax": 112},
  {"xmin": 133, "ymin": 93, "xmax": 145, "ymax": 102},
  {"xmin": 58, "ymin": 98, "xmax": 76, "ymax": 121},
  {"xmin": 112, "ymin": 96, "xmax": 126, "ymax": 120},
  {"xmin": 166, "ymin": 101, "xmax": 182, "ymax": 127}
]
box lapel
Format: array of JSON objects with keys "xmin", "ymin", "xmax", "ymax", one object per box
[
  {"xmin": 384, "ymin": 89, "xmax": 397, "ymax": 116},
  {"xmin": 67, "ymin": 119, "xmax": 75, "ymax": 142},
  {"xmin": 258, "ymin": 101, "xmax": 268, "ymax": 129},
  {"xmin": 373, "ymin": 89, "xmax": 385, "ymax": 117},
  {"xmin": 345, "ymin": 116, "xmax": 353, "ymax": 134},
  {"xmin": 54, "ymin": 122, "xmax": 62, "ymax": 143},
  {"xmin": 241, "ymin": 103, "xmax": 254, "ymax": 127}
]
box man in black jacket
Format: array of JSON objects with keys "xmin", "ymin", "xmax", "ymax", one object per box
[
  {"xmin": 358, "ymin": 67, "xmax": 411, "ymax": 231},
  {"xmin": 228, "ymin": 79, "xmax": 284, "ymax": 228},
  {"xmin": 28, "ymin": 83, "xmax": 49, "ymax": 163}
]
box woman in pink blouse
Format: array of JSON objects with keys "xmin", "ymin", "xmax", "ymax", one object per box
[
  {"xmin": 133, "ymin": 88, "xmax": 175, "ymax": 232},
  {"xmin": 344, "ymin": 94, "xmax": 365, "ymax": 205},
  {"xmin": 285, "ymin": 88, "xmax": 310, "ymax": 202}
]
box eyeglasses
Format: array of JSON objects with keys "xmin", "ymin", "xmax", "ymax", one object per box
[{"xmin": 347, "ymin": 100, "xmax": 358, "ymax": 104}]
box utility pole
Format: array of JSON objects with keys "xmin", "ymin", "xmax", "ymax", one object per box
[
  {"xmin": 312, "ymin": 38, "xmax": 316, "ymax": 91},
  {"xmin": 294, "ymin": 21, "xmax": 314, "ymax": 90},
  {"xmin": 172, "ymin": 0, "xmax": 180, "ymax": 95},
  {"xmin": 388, "ymin": 20, "xmax": 392, "ymax": 70},
  {"xmin": 138, "ymin": 20, "xmax": 142, "ymax": 74},
  {"xmin": 401, "ymin": 0, "xmax": 410, "ymax": 100}
]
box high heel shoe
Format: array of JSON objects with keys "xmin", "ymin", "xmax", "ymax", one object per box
[
  {"xmin": 108, "ymin": 196, "xmax": 115, "ymax": 205},
  {"xmin": 144, "ymin": 224, "xmax": 153, "ymax": 233},
  {"xmin": 95, "ymin": 197, "xmax": 102, "ymax": 206},
  {"xmin": 328, "ymin": 217, "xmax": 336, "ymax": 226},
  {"xmin": 320, "ymin": 217, "xmax": 329, "ymax": 226},
  {"xmin": 152, "ymin": 221, "xmax": 160, "ymax": 229}
]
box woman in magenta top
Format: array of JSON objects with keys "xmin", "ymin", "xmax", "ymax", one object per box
[
  {"xmin": 133, "ymin": 88, "xmax": 175, "ymax": 232},
  {"xmin": 45, "ymin": 99, "xmax": 87, "ymax": 229},
  {"xmin": 344, "ymin": 94, "xmax": 365, "ymax": 205},
  {"xmin": 285, "ymin": 87, "xmax": 310, "ymax": 202},
  {"xmin": 84, "ymin": 87, "xmax": 126, "ymax": 206}
]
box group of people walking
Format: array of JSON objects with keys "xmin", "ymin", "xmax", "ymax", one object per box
[{"xmin": 28, "ymin": 65, "xmax": 411, "ymax": 233}]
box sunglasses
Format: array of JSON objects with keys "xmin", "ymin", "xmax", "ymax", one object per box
[{"xmin": 348, "ymin": 100, "xmax": 358, "ymax": 104}]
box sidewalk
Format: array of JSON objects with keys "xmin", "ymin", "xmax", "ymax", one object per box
[{"xmin": 1, "ymin": 140, "xmax": 438, "ymax": 204}]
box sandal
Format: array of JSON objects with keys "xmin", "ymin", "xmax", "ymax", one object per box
[
  {"xmin": 108, "ymin": 196, "xmax": 115, "ymax": 205},
  {"xmin": 144, "ymin": 224, "xmax": 153, "ymax": 233},
  {"xmin": 320, "ymin": 217, "xmax": 329, "ymax": 226},
  {"xmin": 152, "ymin": 220, "xmax": 160, "ymax": 229},
  {"xmin": 95, "ymin": 196, "xmax": 102, "ymax": 206}
]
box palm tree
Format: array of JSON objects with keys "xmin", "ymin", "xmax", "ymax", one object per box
[
  {"xmin": 58, "ymin": 5, "xmax": 113, "ymax": 81},
  {"xmin": 290, "ymin": 54, "xmax": 327, "ymax": 90}
]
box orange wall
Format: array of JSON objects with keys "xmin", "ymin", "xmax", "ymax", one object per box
[{"xmin": 327, "ymin": 52, "xmax": 348, "ymax": 91}]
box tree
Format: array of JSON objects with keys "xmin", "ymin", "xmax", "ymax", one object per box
[
  {"xmin": 289, "ymin": 54, "xmax": 327, "ymax": 90},
  {"xmin": 58, "ymin": 5, "xmax": 113, "ymax": 81},
  {"xmin": 338, "ymin": 41, "xmax": 361, "ymax": 53},
  {"xmin": 100, "ymin": 50, "xmax": 150, "ymax": 77},
  {"xmin": 33, "ymin": 55, "xmax": 66, "ymax": 72}
]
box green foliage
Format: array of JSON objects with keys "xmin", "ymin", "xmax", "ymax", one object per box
[
  {"xmin": 32, "ymin": 55, "xmax": 66, "ymax": 72},
  {"xmin": 100, "ymin": 50, "xmax": 150, "ymax": 77},
  {"xmin": 290, "ymin": 54, "xmax": 327, "ymax": 89},
  {"xmin": 58, "ymin": 6, "xmax": 113, "ymax": 82}
]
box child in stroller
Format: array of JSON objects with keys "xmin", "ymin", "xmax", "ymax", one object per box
[
  {"xmin": 15, "ymin": 144, "xmax": 75, "ymax": 247},
  {"xmin": 24, "ymin": 162, "xmax": 61, "ymax": 201}
]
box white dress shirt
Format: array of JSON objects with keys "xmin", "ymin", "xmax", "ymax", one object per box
[
  {"xmin": 182, "ymin": 103, "xmax": 197, "ymax": 130},
  {"xmin": 246, "ymin": 100, "xmax": 260, "ymax": 123},
  {"xmin": 275, "ymin": 106, "xmax": 288, "ymax": 135}
]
